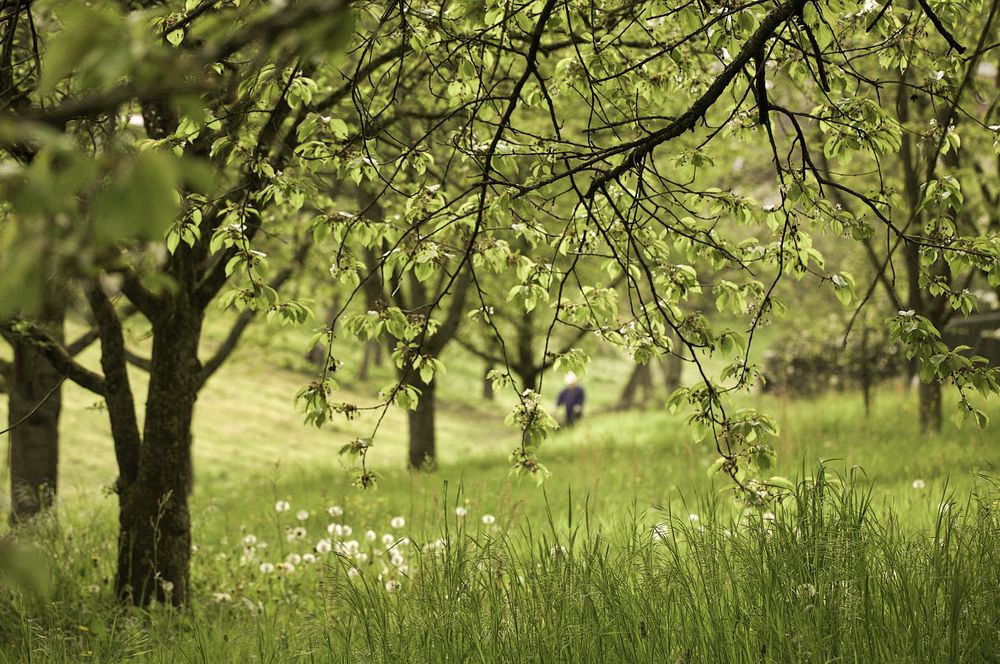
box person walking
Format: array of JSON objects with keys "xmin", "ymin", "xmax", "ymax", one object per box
[{"xmin": 556, "ymin": 372, "xmax": 586, "ymax": 427}]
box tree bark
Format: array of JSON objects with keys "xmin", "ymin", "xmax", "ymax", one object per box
[
  {"xmin": 918, "ymin": 379, "xmax": 942, "ymax": 433},
  {"xmin": 661, "ymin": 344, "xmax": 684, "ymax": 394},
  {"xmin": 114, "ymin": 305, "xmax": 202, "ymax": 606},
  {"xmin": 358, "ymin": 340, "xmax": 382, "ymax": 381},
  {"xmin": 860, "ymin": 325, "xmax": 872, "ymax": 417},
  {"xmin": 482, "ymin": 363, "xmax": 495, "ymax": 401},
  {"xmin": 618, "ymin": 362, "xmax": 652, "ymax": 410},
  {"xmin": 8, "ymin": 300, "xmax": 64, "ymax": 524},
  {"xmin": 406, "ymin": 373, "xmax": 436, "ymax": 470}
]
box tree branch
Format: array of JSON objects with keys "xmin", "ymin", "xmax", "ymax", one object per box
[
  {"xmin": 0, "ymin": 320, "xmax": 106, "ymax": 395},
  {"xmin": 84, "ymin": 286, "xmax": 142, "ymax": 487},
  {"xmin": 585, "ymin": 0, "xmax": 806, "ymax": 197}
]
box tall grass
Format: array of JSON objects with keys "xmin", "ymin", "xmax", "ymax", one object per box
[{"xmin": 2, "ymin": 467, "xmax": 998, "ymax": 663}]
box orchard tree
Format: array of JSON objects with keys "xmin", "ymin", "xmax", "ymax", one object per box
[{"xmin": 0, "ymin": 0, "xmax": 363, "ymax": 604}]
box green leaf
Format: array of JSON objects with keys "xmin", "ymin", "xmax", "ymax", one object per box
[{"xmin": 91, "ymin": 150, "xmax": 181, "ymax": 244}]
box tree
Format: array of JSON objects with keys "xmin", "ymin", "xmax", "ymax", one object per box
[{"xmin": 1, "ymin": 0, "xmax": 352, "ymax": 604}]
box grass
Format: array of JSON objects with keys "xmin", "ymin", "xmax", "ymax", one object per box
[
  {"xmin": 2, "ymin": 466, "xmax": 999, "ymax": 663},
  {"xmin": 2, "ymin": 321, "xmax": 999, "ymax": 662}
]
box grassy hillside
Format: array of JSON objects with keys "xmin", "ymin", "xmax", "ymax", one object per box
[
  {"xmin": 3, "ymin": 321, "xmax": 999, "ymax": 663},
  {"xmin": 1, "ymin": 312, "xmax": 996, "ymax": 525}
]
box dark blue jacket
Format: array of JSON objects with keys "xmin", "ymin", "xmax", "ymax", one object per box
[{"xmin": 556, "ymin": 385, "xmax": 585, "ymax": 425}]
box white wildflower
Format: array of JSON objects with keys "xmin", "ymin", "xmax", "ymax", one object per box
[
  {"xmin": 259, "ymin": 562, "xmax": 275, "ymax": 574},
  {"xmin": 455, "ymin": 506, "xmax": 468, "ymax": 517},
  {"xmin": 482, "ymin": 514, "xmax": 496, "ymax": 525},
  {"xmin": 275, "ymin": 500, "xmax": 291, "ymax": 513},
  {"xmin": 296, "ymin": 510, "xmax": 310, "ymax": 521},
  {"xmin": 652, "ymin": 523, "xmax": 671, "ymax": 541},
  {"xmin": 912, "ymin": 479, "xmax": 926, "ymax": 490},
  {"xmin": 327, "ymin": 505, "xmax": 344, "ymax": 517},
  {"xmin": 315, "ymin": 539, "xmax": 333, "ymax": 554},
  {"xmin": 390, "ymin": 516, "xmax": 406, "ymax": 529}
]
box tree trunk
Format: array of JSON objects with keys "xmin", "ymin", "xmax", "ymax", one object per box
[
  {"xmin": 407, "ymin": 374, "xmax": 436, "ymax": 470},
  {"xmin": 514, "ymin": 365, "xmax": 541, "ymax": 398},
  {"xmin": 918, "ymin": 379, "xmax": 942, "ymax": 433},
  {"xmin": 661, "ymin": 346, "xmax": 684, "ymax": 395},
  {"xmin": 8, "ymin": 301, "xmax": 64, "ymax": 524},
  {"xmin": 618, "ymin": 363, "xmax": 652, "ymax": 410},
  {"xmin": 482, "ymin": 363, "xmax": 495, "ymax": 401},
  {"xmin": 358, "ymin": 340, "xmax": 382, "ymax": 381},
  {"xmin": 860, "ymin": 326, "xmax": 872, "ymax": 417},
  {"xmin": 115, "ymin": 307, "xmax": 202, "ymax": 606}
]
